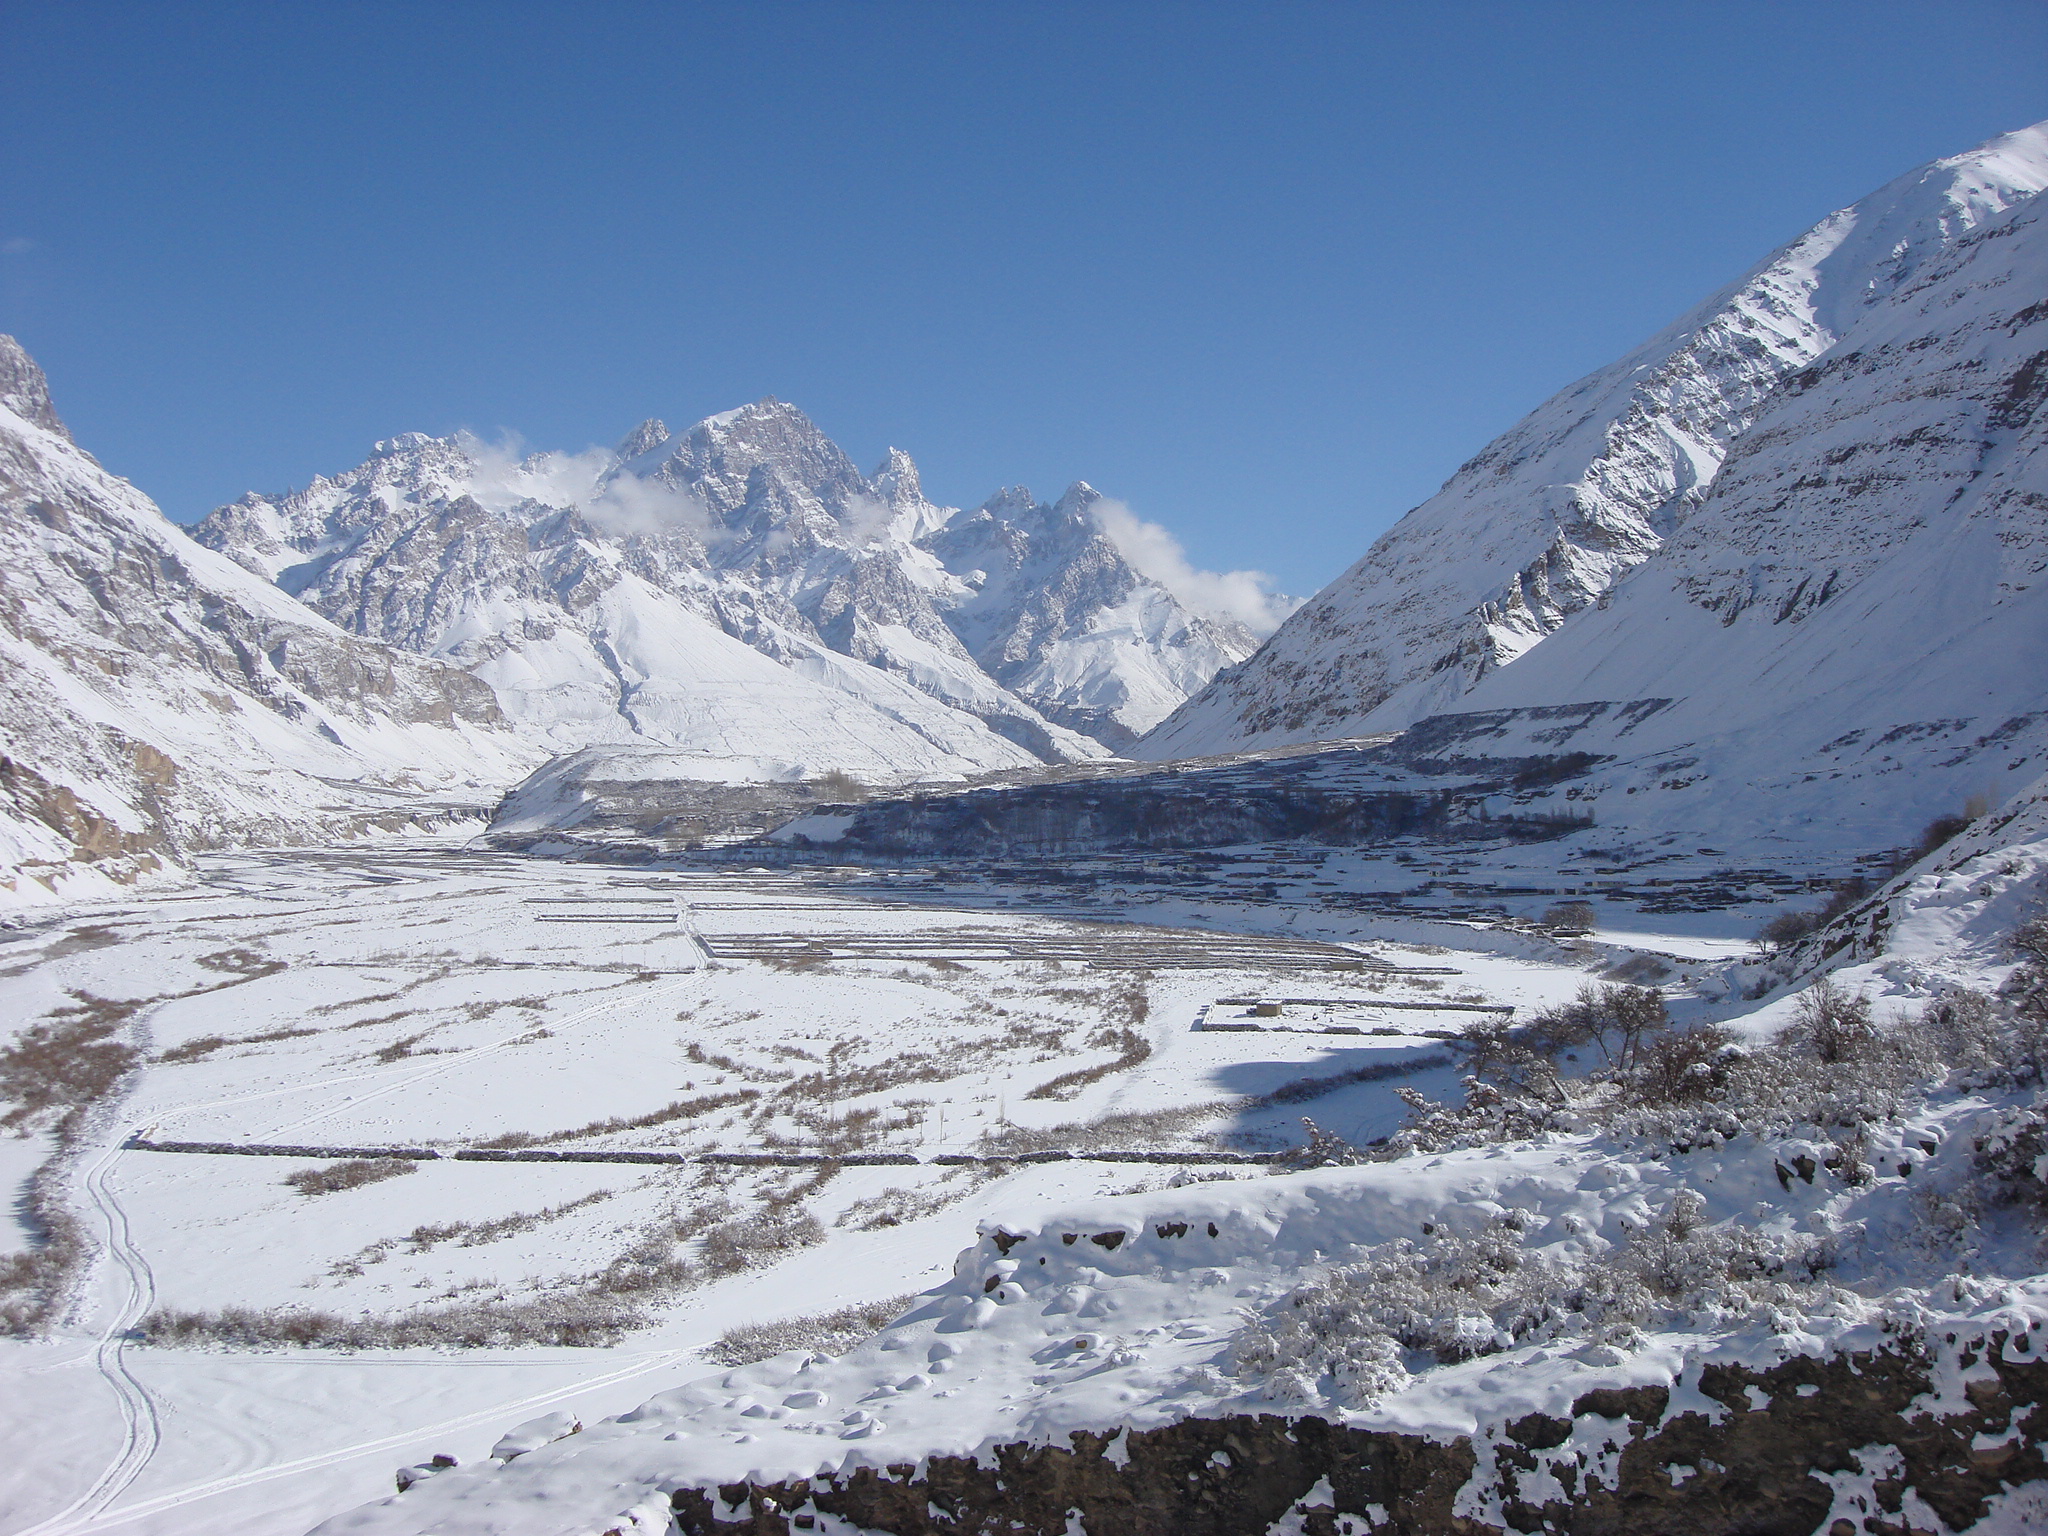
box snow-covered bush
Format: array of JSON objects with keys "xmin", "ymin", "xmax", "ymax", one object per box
[
  {"xmin": 1389, "ymin": 972, "xmax": 1959, "ymax": 1159},
  {"xmin": 1969, "ymin": 1100, "xmax": 2048, "ymax": 1211},
  {"xmin": 1230, "ymin": 1195, "xmax": 1842, "ymax": 1409}
]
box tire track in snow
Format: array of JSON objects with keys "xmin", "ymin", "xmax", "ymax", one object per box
[
  {"xmin": 21, "ymin": 907, "xmax": 705, "ymax": 1535},
  {"xmin": 13, "ymin": 1142, "xmax": 163, "ymax": 1536},
  {"xmin": 44, "ymin": 1342, "xmax": 710, "ymax": 1534}
]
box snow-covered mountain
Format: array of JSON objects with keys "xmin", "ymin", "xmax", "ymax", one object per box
[
  {"xmin": 1432, "ymin": 180, "xmax": 2048, "ymax": 844},
  {"xmin": 0, "ymin": 337, "xmax": 540, "ymax": 905},
  {"xmin": 1142, "ymin": 121, "xmax": 2048, "ymax": 759},
  {"xmin": 195, "ymin": 402, "xmax": 1266, "ymax": 766},
  {"xmin": 926, "ymin": 482, "xmax": 1260, "ymax": 748}
]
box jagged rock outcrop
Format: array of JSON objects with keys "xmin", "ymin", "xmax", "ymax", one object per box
[
  {"xmin": 0, "ymin": 336, "xmax": 538, "ymax": 902},
  {"xmin": 1142, "ymin": 121, "xmax": 2048, "ymax": 759}
]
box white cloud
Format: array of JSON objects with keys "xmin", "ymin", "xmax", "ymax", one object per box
[
  {"xmin": 583, "ymin": 473, "xmax": 721, "ymax": 543},
  {"xmin": 456, "ymin": 430, "xmax": 718, "ymax": 542},
  {"xmin": 1089, "ymin": 497, "xmax": 1301, "ymax": 636},
  {"xmin": 836, "ymin": 492, "xmax": 897, "ymax": 549}
]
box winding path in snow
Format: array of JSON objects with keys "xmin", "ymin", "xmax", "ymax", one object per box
[
  {"xmin": 32, "ymin": 1342, "xmax": 710, "ymax": 1535},
  {"xmin": 14, "ymin": 1140, "xmax": 163, "ymax": 1536}
]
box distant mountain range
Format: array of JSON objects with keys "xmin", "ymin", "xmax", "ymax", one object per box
[
  {"xmin": 5, "ymin": 119, "xmax": 2044, "ymax": 895},
  {"xmin": 193, "ymin": 402, "xmax": 1268, "ymax": 766}
]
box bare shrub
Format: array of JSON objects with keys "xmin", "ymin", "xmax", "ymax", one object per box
[
  {"xmin": 1760, "ymin": 877, "xmax": 1881, "ymax": 953},
  {"xmin": 1910, "ymin": 812, "xmax": 1973, "ymax": 863},
  {"xmin": 1249, "ymin": 1052, "xmax": 1454, "ymax": 1110},
  {"xmin": 982, "ymin": 1103, "xmax": 1225, "ymax": 1156},
  {"xmin": 699, "ymin": 1209, "xmax": 825, "ymax": 1278},
  {"xmin": 808, "ymin": 770, "xmax": 868, "ymax": 803},
  {"xmin": 1627, "ymin": 1026, "xmax": 1736, "ymax": 1106},
  {"xmin": 139, "ymin": 1292, "xmax": 639, "ymax": 1350},
  {"xmin": 1542, "ymin": 901, "xmax": 1597, "ymax": 935},
  {"xmin": 143, "ymin": 1182, "xmax": 835, "ymax": 1352},
  {"xmin": 1604, "ymin": 954, "xmax": 1672, "ymax": 985},
  {"xmin": 0, "ymin": 1162, "xmax": 87, "ymax": 1335},
  {"xmin": 1024, "ymin": 1028, "xmax": 1151, "ymax": 1101},
  {"xmin": 286, "ymin": 1159, "xmax": 416, "ymax": 1197},
  {"xmin": 1278, "ymin": 1117, "xmax": 1370, "ymax": 1169},
  {"xmin": 195, "ymin": 948, "xmax": 286, "ymax": 981},
  {"xmin": 707, "ymin": 1293, "xmax": 914, "ymax": 1367},
  {"xmin": 1387, "ymin": 974, "xmax": 1937, "ymax": 1159},
  {"xmin": 1754, "ymin": 909, "xmax": 1820, "ymax": 954},
  {"xmin": 685, "ymin": 1043, "xmax": 767, "ymax": 1078},
  {"xmin": 1787, "ymin": 976, "xmax": 1879, "ymax": 1064},
  {"xmin": 2012, "ymin": 915, "xmax": 2048, "ymax": 968},
  {"xmin": 404, "ymin": 1188, "xmax": 613, "ymax": 1251},
  {"xmin": 161, "ymin": 1025, "xmax": 318, "ymax": 1064},
  {"xmin": 476, "ymin": 1089, "xmax": 760, "ymax": 1149},
  {"xmin": 0, "ymin": 992, "xmax": 144, "ymax": 1133},
  {"xmin": 838, "ymin": 1185, "xmax": 963, "ymax": 1230}
]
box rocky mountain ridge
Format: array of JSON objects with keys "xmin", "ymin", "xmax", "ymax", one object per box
[
  {"xmin": 1142, "ymin": 120, "xmax": 2048, "ymax": 759},
  {"xmin": 195, "ymin": 400, "xmax": 1267, "ymax": 765}
]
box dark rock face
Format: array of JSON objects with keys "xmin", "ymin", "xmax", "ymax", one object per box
[{"xmin": 669, "ymin": 1338, "xmax": 2046, "ymax": 1536}]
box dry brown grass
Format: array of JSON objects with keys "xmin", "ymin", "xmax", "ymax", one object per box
[
  {"xmin": 285, "ymin": 1159, "xmax": 417, "ymax": 1197},
  {"xmin": 475, "ymin": 1088, "xmax": 761, "ymax": 1149},
  {"xmin": 0, "ymin": 992, "xmax": 144, "ymax": 1134},
  {"xmin": 708, "ymin": 1294, "xmax": 915, "ymax": 1367}
]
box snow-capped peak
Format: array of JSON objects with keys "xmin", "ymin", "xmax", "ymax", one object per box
[
  {"xmin": 0, "ymin": 333, "xmax": 72, "ymax": 443},
  {"xmin": 614, "ymin": 417, "xmax": 670, "ymax": 460},
  {"xmin": 194, "ymin": 398, "xmax": 1269, "ymax": 766}
]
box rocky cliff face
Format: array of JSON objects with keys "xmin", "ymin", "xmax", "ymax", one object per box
[
  {"xmin": 1141, "ymin": 121, "xmax": 2048, "ymax": 760},
  {"xmin": 0, "ymin": 337, "xmax": 539, "ymax": 903},
  {"xmin": 195, "ymin": 402, "xmax": 1263, "ymax": 766},
  {"xmin": 667, "ymin": 1340, "xmax": 2046, "ymax": 1536}
]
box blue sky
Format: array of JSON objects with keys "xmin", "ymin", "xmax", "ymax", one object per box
[{"xmin": 3, "ymin": 2, "xmax": 2044, "ymax": 595}]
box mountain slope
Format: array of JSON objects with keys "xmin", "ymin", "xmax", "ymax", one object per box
[
  {"xmin": 197, "ymin": 403, "xmax": 1264, "ymax": 764},
  {"xmin": 1140, "ymin": 120, "xmax": 2048, "ymax": 759},
  {"xmin": 0, "ymin": 337, "xmax": 539, "ymax": 905},
  {"xmin": 1435, "ymin": 185, "xmax": 2048, "ymax": 843}
]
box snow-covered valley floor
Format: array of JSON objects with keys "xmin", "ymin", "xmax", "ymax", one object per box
[{"xmin": 0, "ymin": 842, "xmax": 1627, "ymax": 1536}]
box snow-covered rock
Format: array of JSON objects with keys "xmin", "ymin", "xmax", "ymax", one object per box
[
  {"xmin": 0, "ymin": 337, "xmax": 540, "ymax": 905},
  {"xmin": 1142, "ymin": 120, "xmax": 2048, "ymax": 759},
  {"xmin": 928, "ymin": 482, "xmax": 1261, "ymax": 747},
  {"xmin": 196, "ymin": 401, "xmax": 1265, "ymax": 764}
]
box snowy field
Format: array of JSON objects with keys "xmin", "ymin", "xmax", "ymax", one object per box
[{"xmin": 0, "ymin": 841, "xmax": 1629, "ymax": 1536}]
